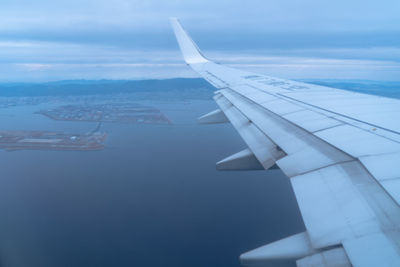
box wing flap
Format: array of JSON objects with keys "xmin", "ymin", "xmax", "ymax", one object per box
[
  {"xmin": 343, "ymin": 233, "xmax": 400, "ymax": 267},
  {"xmin": 219, "ymin": 88, "xmax": 352, "ymax": 165},
  {"xmin": 291, "ymin": 161, "xmax": 380, "ymax": 248},
  {"xmin": 214, "ymin": 93, "xmax": 285, "ymax": 169},
  {"xmin": 296, "ymin": 247, "xmax": 351, "ymax": 267}
]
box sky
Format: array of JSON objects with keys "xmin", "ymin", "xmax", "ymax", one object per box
[{"xmin": 0, "ymin": 0, "xmax": 399, "ymax": 82}]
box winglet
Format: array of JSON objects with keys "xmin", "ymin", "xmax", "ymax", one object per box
[{"xmin": 170, "ymin": 18, "xmax": 208, "ymax": 64}]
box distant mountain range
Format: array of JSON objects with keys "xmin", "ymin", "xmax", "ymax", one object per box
[
  {"xmin": 0, "ymin": 78, "xmax": 214, "ymax": 98},
  {"xmin": 0, "ymin": 78, "xmax": 399, "ymax": 99},
  {"xmin": 300, "ymin": 79, "xmax": 400, "ymax": 98}
]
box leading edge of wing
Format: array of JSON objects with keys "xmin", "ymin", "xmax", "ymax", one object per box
[{"xmin": 170, "ymin": 17, "xmax": 209, "ymax": 64}]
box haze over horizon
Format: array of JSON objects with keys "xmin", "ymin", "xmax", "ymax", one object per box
[{"xmin": 0, "ymin": 0, "xmax": 399, "ymax": 82}]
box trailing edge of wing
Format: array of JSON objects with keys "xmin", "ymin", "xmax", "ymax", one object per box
[{"xmin": 170, "ymin": 17, "xmax": 208, "ymax": 64}]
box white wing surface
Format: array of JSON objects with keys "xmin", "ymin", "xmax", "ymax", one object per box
[{"xmin": 170, "ymin": 18, "xmax": 400, "ymax": 267}]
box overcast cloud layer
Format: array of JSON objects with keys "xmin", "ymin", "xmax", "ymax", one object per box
[{"xmin": 0, "ymin": 0, "xmax": 399, "ymax": 81}]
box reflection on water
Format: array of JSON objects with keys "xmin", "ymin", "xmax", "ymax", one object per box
[{"xmin": 0, "ymin": 98, "xmax": 303, "ymax": 267}]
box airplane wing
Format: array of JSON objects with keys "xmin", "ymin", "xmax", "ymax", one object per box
[{"xmin": 170, "ymin": 18, "xmax": 400, "ymax": 267}]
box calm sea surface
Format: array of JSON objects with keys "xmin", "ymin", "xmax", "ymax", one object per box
[{"xmin": 0, "ymin": 98, "xmax": 303, "ymax": 267}]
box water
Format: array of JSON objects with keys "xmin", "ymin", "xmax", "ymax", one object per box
[{"xmin": 0, "ymin": 99, "xmax": 303, "ymax": 267}]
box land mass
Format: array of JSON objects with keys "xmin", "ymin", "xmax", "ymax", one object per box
[
  {"xmin": 0, "ymin": 78, "xmax": 398, "ymax": 99},
  {"xmin": 37, "ymin": 103, "xmax": 172, "ymax": 124},
  {"xmin": 0, "ymin": 130, "xmax": 106, "ymax": 151}
]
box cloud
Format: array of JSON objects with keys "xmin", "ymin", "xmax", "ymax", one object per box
[
  {"xmin": 16, "ymin": 63, "xmax": 53, "ymax": 71},
  {"xmin": 224, "ymin": 58, "xmax": 400, "ymax": 81},
  {"xmin": 1, "ymin": 0, "xmax": 399, "ymax": 32},
  {"xmin": 1, "ymin": 0, "xmax": 399, "ymax": 45},
  {"xmin": 0, "ymin": 47, "xmax": 398, "ymax": 82},
  {"xmin": 0, "ymin": 62, "xmax": 196, "ymax": 82},
  {"xmin": 0, "ymin": 0, "xmax": 399, "ymax": 81}
]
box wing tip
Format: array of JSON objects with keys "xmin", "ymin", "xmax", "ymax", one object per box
[{"xmin": 170, "ymin": 17, "xmax": 208, "ymax": 64}]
